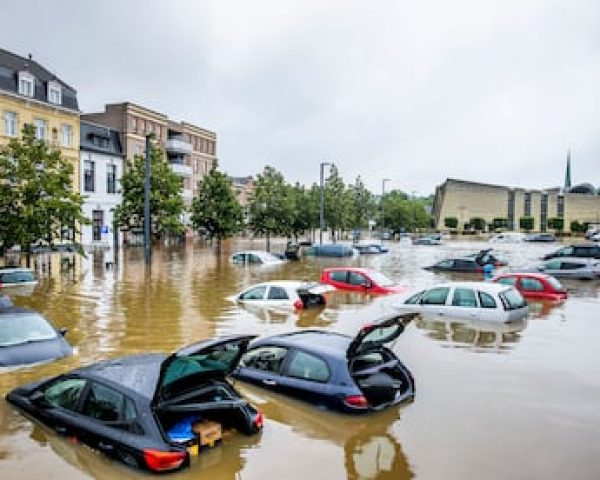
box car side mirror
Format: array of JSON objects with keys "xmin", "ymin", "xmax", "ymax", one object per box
[{"xmin": 58, "ymin": 327, "xmax": 68, "ymax": 336}]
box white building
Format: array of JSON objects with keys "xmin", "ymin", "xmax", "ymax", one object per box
[{"xmin": 79, "ymin": 121, "xmax": 123, "ymax": 248}]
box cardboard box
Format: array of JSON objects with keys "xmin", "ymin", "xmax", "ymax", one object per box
[{"xmin": 192, "ymin": 420, "xmax": 222, "ymax": 448}]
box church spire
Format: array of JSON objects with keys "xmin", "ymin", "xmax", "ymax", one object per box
[{"xmin": 564, "ymin": 149, "xmax": 572, "ymax": 190}]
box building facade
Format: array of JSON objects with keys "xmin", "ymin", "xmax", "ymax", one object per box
[
  {"xmin": 80, "ymin": 121, "xmax": 123, "ymax": 248},
  {"xmin": 82, "ymin": 103, "xmax": 216, "ymax": 209},
  {"xmin": 0, "ymin": 48, "xmax": 80, "ymax": 190},
  {"xmin": 433, "ymin": 178, "xmax": 600, "ymax": 233},
  {"xmin": 230, "ymin": 176, "xmax": 255, "ymax": 208}
]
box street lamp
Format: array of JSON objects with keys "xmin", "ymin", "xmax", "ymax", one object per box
[
  {"xmin": 381, "ymin": 178, "xmax": 391, "ymax": 243},
  {"xmin": 411, "ymin": 190, "xmax": 418, "ymax": 233},
  {"xmin": 319, "ymin": 162, "xmax": 333, "ymax": 244}
]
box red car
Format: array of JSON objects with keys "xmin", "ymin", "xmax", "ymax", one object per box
[
  {"xmin": 492, "ymin": 272, "xmax": 568, "ymax": 301},
  {"xmin": 320, "ymin": 267, "xmax": 406, "ymax": 295}
]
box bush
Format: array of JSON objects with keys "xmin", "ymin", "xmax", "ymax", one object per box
[
  {"xmin": 548, "ymin": 217, "xmax": 564, "ymax": 231},
  {"xmin": 444, "ymin": 217, "xmax": 458, "ymax": 229},
  {"xmin": 469, "ymin": 217, "xmax": 486, "ymax": 231},
  {"xmin": 570, "ymin": 220, "xmax": 586, "ymax": 233},
  {"xmin": 492, "ymin": 217, "xmax": 509, "ymax": 230},
  {"xmin": 519, "ymin": 216, "xmax": 535, "ymax": 232}
]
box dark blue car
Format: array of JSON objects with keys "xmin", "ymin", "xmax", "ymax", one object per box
[
  {"xmin": 305, "ymin": 244, "xmax": 357, "ymax": 257},
  {"xmin": 232, "ymin": 313, "xmax": 416, "ymax": 413},
  {"xmin": 0, "ymin": 296, "xmax": 72, "ymax": 367}
]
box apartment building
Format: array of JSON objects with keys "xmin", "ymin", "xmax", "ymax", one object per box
[
  {"xmin": 230, "ymin": 176, "xmax": 255, "ymax": 207},
  {"xmin": 82, "ymin": 102, "xmax": 216, "ymax": 207},
  {"xmin": 0, "ymin": 48, "xmax": 80, "ymax": 189}
]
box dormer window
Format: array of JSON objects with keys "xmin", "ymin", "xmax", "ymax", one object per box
[
  {"xmin": 48, "ymin": 81, "xmax": 62, "ymax": 105},
  {"xmin": 18, "ymin": 71, "xmax": 34, "ymax": 97}
]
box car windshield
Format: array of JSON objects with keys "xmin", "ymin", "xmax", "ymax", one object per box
[
  {"xmin": 0, "ymin": 313, "xmax": 57, "ymax": 347},
  {"xmin": 367, "ymin": 271, "xmax": 395, "ymax": 287},
  {"xmin": 546, "ymin": 276, "xmax": 565, "ymax": 291},
  {"xmin": 499, "ymin": 289, "xmax": 527, "ymax": 310}
]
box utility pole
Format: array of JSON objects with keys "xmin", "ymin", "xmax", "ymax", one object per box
[
  {"xmin": 412, "ymin": 190, "xmax": 418, "ymax": 232},
  {"xmin": 144, "ymin": 134, "xmax": 152, "ymax": 266},
  {"xmin": 381, "ymin": 178, "xmax": 390, "ymax": 244},
  {"xmin": 319, "ymin": 162, "xmax": 332, "ymax": 244}
]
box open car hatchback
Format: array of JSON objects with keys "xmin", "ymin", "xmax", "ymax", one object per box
[{"xmin": 6, "ymin": 335, "xmax": 263, "ymax": 473}]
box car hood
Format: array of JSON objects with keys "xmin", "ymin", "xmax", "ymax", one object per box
[
  {"xmin": 153, "ymin": 334, "xmax": 256, "ymax": 406},
  {"xmin": 347, "ymin": 313, "xmax": 417, "ymax": 358},
  {"xmin": 0, "ymin": 337, "xmax": 72, "ymax": 367}
]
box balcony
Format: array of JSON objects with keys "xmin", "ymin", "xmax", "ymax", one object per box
[
  {"xmin": 165, "ymin": 137, "xmax": 193, "ymax": 155},
  {"xmin": 170, "ymin": 162, "xmax": 192, "ymax": 177}
]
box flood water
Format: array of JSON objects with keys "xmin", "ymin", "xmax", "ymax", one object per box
[{"xmin": 1, "ymin": 238, "xmax": 600, "ymax": 480}]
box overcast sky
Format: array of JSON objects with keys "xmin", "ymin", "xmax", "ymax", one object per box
[{"xmin": 1, "ymin": 0, "xmax": 599, "ymax": 195}]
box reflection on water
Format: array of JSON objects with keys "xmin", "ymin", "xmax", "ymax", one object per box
[{"xmin": 1, "ymin": 238, "xmax": 600, "ymax": 479}]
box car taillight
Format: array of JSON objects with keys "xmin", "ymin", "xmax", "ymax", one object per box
[
  {"xmin": 344, "ymin": 395, "xmax": 369, "ymax": 408},
  {"xmin": 293, "ymin": 299, "xmax": 304, "ymax": 310},
  {"xmin": 254, "ymin": 410, "xmax": 264, "ymax": 429},
  {"xmin": 143, "ymin": 449, "xmax": 187, "ymax": 472}
]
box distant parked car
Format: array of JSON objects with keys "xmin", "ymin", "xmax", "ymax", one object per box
[
  {"xmin": 305, "ymin": 244, "xmax": 358, "ymax": 257},
  {"xmin": 320, "ymin": 267, "xmax": 406, "ymax": 295},
  {"xmin": 232, "ymin": 281, "xmax": 334, "ymax": 311},
  {"xmin": 489, "ymin": 232, "xmax": 525, "ymax": 243},
  {"xmin": 525, "ymin": 233, "xmax": 556, "ymax": 242},
  {"xmin": 542, "ymin": 243, "xmax": 600, "ymax": 260},
  {"xmin": 232, "ymin": 313, "xmax": 416, "ymax": 414},
  {"xmin": 230, "ymin": 250, "xmax": 285, "ymax": 266},
  {"xmin": 413, "ymin": 236, "xmax": 442, "ymax": 246},
  {"xmin": 354, "ymin": 243, "xmax": 388, "ymax": 254},
  {"xmin": 464, "ymin": 249, "xmax": 508, "ymax": 267},
  {"xmin": 492, "ymin": 273, "xmax": 567, "ymax": 300},
  {"xmin": 0, "ymin": 267, "xmax": 37, "ymax": 288},
  {"xmin": 424, "ymin": 257, "xmax": 483, "ymax": 273},
  {"xmin": 6, "ymin": 335, "xmax": 263, "ymax": 472},
  {"xmin": 392, "ymin": 282, "xmax": 529, "ymax": 323},
  {"xmin": 0, "ymin": 296, "xmax": 72, "ymax": 367},
  {"xmin": 520, "ymin": 258, "xmax": 600, "ymax": 280}
]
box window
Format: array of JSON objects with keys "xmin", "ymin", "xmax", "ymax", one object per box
[
  {"xmin": 478, "ymin": 291, "xmax": 497, "ymax": 309},
  {"xmin": 239, "ymin": 286, "xmax": 266, "ymax": 300},
  {"xmin": 83, "ymin": 382, "xmax": 124, "ymax": 422},
  {"xmin": 348, "ymin": 271, "xmax": 368, "ymax": 286},
  {"xmin": 546, "ymin": 276, "xmax": 565, "ymax": 291},
  {"xmin": 544, "ymin": 260, "xmax": 562, "ymax": 270},
  {"xmin": 520, "ymin": 278, "xmax": 544, "ymax": 291},
  {"xmin": 3, "ymin": 111, "xmax": 17, "ymax": 137},
  {"xmin": 44, "ymin": 378, "xmax": 87, "ymax": 411},
  {"xmin": 404, "ymin": 291, "xmax": 424, "ymax": 304},
  {"xmin": 247, "ymin": 254, "xmax": 261, "ymax": 264},
  {"xmin": 107, "ymin": 164, "xmax": 117, "ymax": 194},
  {"xmin": 34, "ymin": 118, "xmax": 47, "ymax": 140},
  {"xmin": 240, "ymin": 346, "xmax": 288, "ymax": 373},
  {"xmin": 454, "ymin": 259, "xmax": 477, "ymax": 270},
  {"xmin": 287, "ymin": 351, "xmax": 330, "ymax": 382},
  {"xmin": 0, "ymin": 270, "xmax": 35, "ymax": 284},
  {"xmin": 557, "ymin": 195, "xmax": 564, "ymax": 218},
  {"xmin": 421, "ymin": 287, "xmax": 450, "ymax": 305},
  {"xmin": 156, "ymin": 125, "xmax": 161, "ymax": 138},
  {"xmin": 496, "ymin": 276, "xmax": 517, "ymax": 286},
  {"xmin": 61, "ymin": 124, "xmax": 72, "ymax": 147},
  {"xmin": 561, "ymin": 262, "xmax": 585, "ymax": 270},
  {"xmin": 267, "ymin": 286, "xmax": 289, "ymax": 300},
  {"xmin": 573, "ymin": 247, "xmax": 593, "ymax": 257},
  {"xmin": 18, "ymin": 72, "xmax": 34, "ymax": 97},
  {"xmin": 555, "ymin": 247, "xmax": 573, "ymax": 257},
  {"xmin": 329, "ymin": 271, "xmax": 348, "ymax": 282},
  {"xmin": 92, "ymin": 210, "xmax": 103, "ymax": 241},
  {"xmin": 48, "ymin": 83, "xmax": 61, "ymax": 105},
  {"xmin": 499, "ymin": 289, "xmax": 527, "ymax": 310},
  {"xmin": 84, "ymin": 160, "xmax": 95, "ymax": 192},
  {"xmin": 435, "ymin": 260, "xmax": 454, "ymax": 269},
  {"xmin": 524, "ymin": 192, "xmax": 531, "ymax": 217},
  {"xmin": 452, "ymin": 288, "xmax": 477, "ymax": 307},
  {"xmin": 130, "ymin": 116, "xmax": 136, "ymax": 132}
]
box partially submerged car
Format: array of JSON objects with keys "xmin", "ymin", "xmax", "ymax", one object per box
[
  {"xmin": 525, "ymin": 233, "xmax": 556, "ymax": 242},
  {"xmin": 0, "ymin": 267, "xmax": 38, "ymax": 288},
  {"xmin": 489, "ymin": 232, "xmax": 525, "ymax": 243},
  {"xmin": 492, "ymin": 272, "xmax": 567, "ymax": 300},
  {"xmin": 229, "ymin": 250, "xmax": 285, "ymax": 266},
  {"xmin": 424, "ymin": 257, "xmax": 483, "ymax": 273},
  {"xmin": 320, "ymin": 267, "xmax": 406, "ymax": 295},
  {"xmin": 520, "ymin": 257, "xmax": 600, "ymax": 280},
  {"xmin": 305, "ymin": 244, "xmax": 358, "ymax": 257},
  {"xmin": 232, "ymin": 313, "xmax": 416, "ymax": 414},
  {"xmin": 412, "ymin": 235, "xmax": 442, "ymax": 246},
  {"xmin": 392, "ymin": 282, "xmax": 529, "ymax": 323},
  {"xmin": 354, "ymin": 243, "xmax": 388, "ymax": 254},
  {"xmin": 232, "ymin": 281, "xmax": 334, "ymax": 311},
  {"xmin": 464, "ymin": 249, "xmax": 508, "ymax": 267},
  {"xmin": 0, "ymin": 296, "xmax": 72, "ymax": 367},
  {"xmin": 6, "ymin": 335, "xmax": 263, "ymax": 473},
  {"xmin": 542, "ymin": 243, "xmax": 600, "ymax": 260}
]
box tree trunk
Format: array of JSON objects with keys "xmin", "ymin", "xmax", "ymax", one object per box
[
  {"xmin": 216, "ymin": 236, "xmax": 221, "ymax": 254},
  {"xmin": 25, "ymin": 244, "xmax": 31, "ymax": 268},
  {"xmin": 266, "ymin": 233, "xmax": 271, "ymax": 252}
]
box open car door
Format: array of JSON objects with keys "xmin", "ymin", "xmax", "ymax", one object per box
[{"xmin": 347, "ymin": 313, "xmax": 416, "ymax": 359}]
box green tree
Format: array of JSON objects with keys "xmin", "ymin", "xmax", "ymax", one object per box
[
  {"xmin": 114, "ymin": 141, "xmax": 185, "ymax": 240},
  {"xmin": 570, "ymin": 220, "xmax": 585, "ymax": 233},
  {"xmin": 348, "ymin": 176, "xmax": 376, "ymax": 230},
  {"xmin": 0, "ymin": 124, "xmax": 89, "ymax": 265},
  {"xmin": 548, "ymin": 217, "xmax": 564, "ymax": 232},
  {"xmin": 324, "ymin": 165, "xmax": 351, "ymax": 240},
  {"xmin": 247, "ymin": 166, "xmax": 293, "ymax": 251},
  {"xmin": 519, "ymin": 216, "xmax": 535, "ymax": 232},
  {"xmin": 444, "ymin": 217, "xmax": 458, "ymax": 229},
  {"xmin": 469, "ymin": 217, "xmax": 486, "ymax": 231},
  {"xmin": 381, "ymin": 190, "xmax": 432, "ymax": 232},
  {"xmin": 190, "ymin": 162, "xmax": 243, "ymax": 252}
]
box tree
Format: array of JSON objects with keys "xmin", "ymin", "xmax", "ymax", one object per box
[
  {"xmin": 190, "ymin": 162, "xmax": 243, "ymax": 252},
  {"xmin": 348, "ymin": 176, "xmax": 376, "ymax": 230},
  {"xmin": 324, "ymin": 165, "xmax": 351, "ymax": 240},
  {"xmin": 114, "ymin": 141, "xmax": 185, "ymax": 240},
  {"xmin": 381, "ymin": 190, "xmax": 432, "ymax": 232},
  {"xmin": 570, "ymin": 220, "xmax": 586, "ymax": 233},
  {"xmin": 0, "ymin": 124, "xmax": 89, "ymax": 265},
  {"xmin": 519, "ymin": 216, "xmax": 535, "ymax": 232},
  {"xmin": 469, "ymin": 217, "xmax": 486, "ymax": 231},
  {"xmin": 247, "ymin": 166, "xmax": 293, "ymax": 251},
  {"xmin": 548, "ymin": 217, "xmax": 564, "ymax": 232},
  {"xmin": 444, "ymin": 217, "xmax": 458, "ymax": 229}
]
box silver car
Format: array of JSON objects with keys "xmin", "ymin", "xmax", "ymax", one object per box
[{"xmin": 521, "ymin": 257, "xmax": 600, "ymax": 280}]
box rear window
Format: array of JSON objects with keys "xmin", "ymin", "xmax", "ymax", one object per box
[
  {"xmin": 478, "ymin": 291, "xmax": 497, "ymax": 309},
  {"xmin": 499, "ymin": 288, "xmax": 527, "ymax": 310},
  {"xmin": 287, "ymin": 351, "xmax": 330, "ymax": 382},
  {"xmin": 520, "ymin": 278, "xmax": 544, "ymax": 291}
]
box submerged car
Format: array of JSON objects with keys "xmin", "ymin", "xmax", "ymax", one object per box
[
  {"xmin": 412, "ymin": 236, "xmax": 442, "ymax": 246},
  {"xmin": 525, "ymin": 233, "xmax": 556, "ymax": 242},
  {"xmin": 392, "ymin": 282, "xmax": 529, "ymax": 323},
  {"xmin": 520, "ymin": 257, "xmax": 600, "ymax": 280},
  {"xmin": 0, "ymin": 267, "xmax": 38, "ymax": 288},
  {"xmin": 464, "ymin": 249, "xmax": 508, "ymax": 267},
  {"xmin": 320, "ymin": 267, "xmax": 406, "ymax": 295},
  {"xmin": 6, "ymin": 335, "xmax": 263, "ymax": 473},
  {"xmin": 305, "ymin": 244, "xmax": 358, "ymax": 257},
  {"xmin": 230, "ymin": 250, "xmax": 285, "ymax": 266},
  {"xmin": 424, "ymin": 257, "xmax": 483, "ymax": 273},
  {"xmin": 492, "ymin": 272, "xmax": 567, "ymax": 300},
  {"xmin": 232, "ymin": 281, "xmax": 334, "ymax": 310},
  {"xmin": 232, "ymin": 313, "xmax": 416, "ymax": 414},
  {"xmin": 353, "ymin": 243, "xmax": 388, "ymax": 254},
  {"xmin": 542, "ymin": 243, "xmax": 600, "ymax": 260},
  {"xmin": 0, "ymin": 296, "xmax": 72, "ymax": 367},
  {"xmin": 489, "ymin": 232, "xmax": 525, "ymax": 243}
]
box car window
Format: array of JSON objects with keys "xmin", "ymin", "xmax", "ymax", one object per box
[
  {"xmin": 420, "ymin": 287, "xmax": 450, "ymax": 305},
  {"xmin": 544, "ymin": 260, "xmax": 562, "ymax": 270},
  {"xmin": 240, "ymin": 286, "xmax": 267, "ymax": 300},
  {"xmin": 454, "ymin": 260, "xmax": 476, "ymax": 270},
  {"xmin": 499, "ymin": 288, "xmax": 527, "ymax": 310},
  {"xmin": 451, "ymin": 288, "xmax": 478, "ymax": 307},
  {"xmin": 267, "ymin": 286, "xmax": 289, "ymax": 300},
  {"xmin": 239, "ymin": 346, "xmax": 288, "ymax": 374},
  {"xmin": 496, "ymin": 276, "xmax": 517, "ymax": 286},
  {"xmin": 83, "ymin": 382, "xmax": 125, "ymax": 422},
  {"xmin": 546, "ymin": 276, "xmax": 565, "ymax": 291},
  {"xmin": 478, "ymin": 291, "xmax": 497, "ymax": 309},
  {"xmin": 248, "ymin": 254, "xmax": 261, "ymax": 264},
  {"xmin": 436, "ymin": 260, "xmax": 454, "ymax": 268},
  {"xmin": 573, "ymin": 247, "xmax": 591, "ymax": 256},
  {"xmin": 520, "ymin": 278, "xmax": 544, "ymax": 291},
  {"xmin": 287, "ymin": 351, "xmax": 330, "ymax": 382},
  {"xmin": 44, "ymin": 378, "xmax": 87, "ymax": 411},
  {"xmin": 231, "ymin": 253, "xmax": 244, "ymax": 264},
  {"xmin": 329, "ymin": 271, "xmax": 348, "ymax": 282},
  {"xmin": 561, "ymin": 262, "xmax": 584, "ymax": 270},
  {"xmin": 0, "ymin": 271, "xmax": 35, "ymax": 283},
  {"xmin": 404, "ymin": 291, "xmax": 424, "ymax": 304},
  {"xmin": 556, "ymin": 247, "xmax": 573, "ymax": 256},
  {"xmin": 348, "ymin": 272, "xmax": 368, "ymax": 286}
]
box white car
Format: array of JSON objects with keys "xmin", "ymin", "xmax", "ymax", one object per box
[
  {"xmin": 230, "ymin": 250, "xmax": 285, "ymax": 266},
  {"xmin": 392, "ymin": 281, "xmax": 529, "ymax": 323},
  {"xmin": 489, "ymin": 232, "xmax": 525, "ymax": 243},
  {"xmin": 232, "ymin": 281, "xmax": 334, "ymax": 311},
  {"xmin": 0, "ymin": 267, "xmax": 38, "ymax": 287}
]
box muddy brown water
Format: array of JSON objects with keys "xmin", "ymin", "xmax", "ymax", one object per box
[{"xmin": 1, "ymin": 238, "xmax": 600, "ymax": 480}]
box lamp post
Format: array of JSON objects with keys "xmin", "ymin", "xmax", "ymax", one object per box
[
  {"xmin": 319, "ymin": 162, "xmax": 333, "ymax": 244},
  {"xmin": 381, "ymin": 178, "xmax": 391, "ymax": 243},
  {"xmin": 411, "ymin": 190, "xmax": 418, "ymax": 233},
  {"xmin": 144, "ymin": 134, "xmax": 152, "ymax": 266}
]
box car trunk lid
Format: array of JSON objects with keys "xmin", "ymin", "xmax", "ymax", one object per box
[{"xmin": 346, "ymin": 313, "xmax": 416, "ymax": 359}]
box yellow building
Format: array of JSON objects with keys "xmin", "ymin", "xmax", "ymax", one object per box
[{"xmin": 0, "ymin": 48, "xmax": 80, "ymax": 191}]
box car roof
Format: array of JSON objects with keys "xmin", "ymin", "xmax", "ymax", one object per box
[
  {"xmin": 73, "ymin": 353, "xmax": 166, "ymax": 401},
  {"xmin": 545, "ymin": 256, "xmax": 597, "ymax": 264},
  {"xmin": 427, "ymin": 281, "xmax": 513, "ymax": 293},
  {"xmin": 233, "ymin": 250, "xmax": 277, "ymax": 256},
  {"xmin": 256, "ymin": 330, "xmax": 352, "ymax": 357},
  {"xmin": 495, "ymin": 272, "xmax": 553, "ymax": 281},
  {"xmin": 323, "ymin": 267, "xmax": 374, "ymax": 274},
  {"xmin": 242, "ymin": 280, "xmax": 305, "ymax": 290},
  {"xmin": 0, "ymin": 267, "xmax": 34, "ymax": 273}
]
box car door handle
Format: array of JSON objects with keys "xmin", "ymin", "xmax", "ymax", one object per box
[
  {"xmin": 262, "ymin": 379, "xmax": 277, "ymax": 386},
  {"xmin": 98, "ymin": 441, "xmax": 114, "ymax": 452}
]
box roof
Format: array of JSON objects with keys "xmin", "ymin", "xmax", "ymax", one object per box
[
  {"xmin": 0, "ymin": 267, "xmax": 33, "ymax": 272},
  {"xmin": 494, "ymin": 272, "xmax": 555, "ymax": 280},
  {"xmin": 80, "ymin": 121, "xmax": 123, "ymax": 157},
  {"xmin": 432, "ymin": 281, "xmax": 514, "ymax": 293},
  {"xmin": 323, "ymin": 267, "xmax": 375, "ymax": 274},
  {"xmin": 261, "ymin": 330, "xmax": 352, "ymax": 357},
  {"xmin": 0, "ymin": 48, "xmax": 78, "ymax": 111}
]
